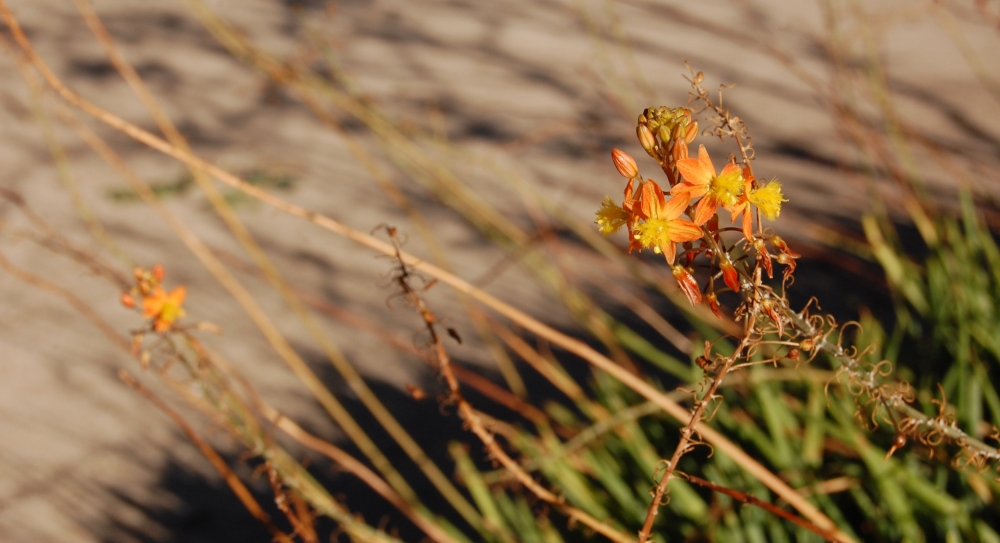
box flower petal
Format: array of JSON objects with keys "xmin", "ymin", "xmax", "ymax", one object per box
[
  {"xmin": 640, "ymin": 180, "xmax": 667, "ymax": 218},
  {"xmin": 668, "ymin": 218, "xmax": 703, "ymax": 242},
  {"xmin": 742, "ymin": 210, "xmax": 753, "ymax": 241},
  {"xmin": 168, "ymin": 286, "xmax": 187, "ymax": 305},
  {"xmin": 676, "ymin": 145, "xmax": 715, "ymax": 186},
  {"xmin": 142, "ymin": 286, "xmax": 166, "ymax": 318},
  {"xmin": 718, "ymin": 163, "xmax": 741, "ymax": 177},
  {"xmin": 692, "ymin": 195, "xmax": 718, "ymax": 225},
  {"xmin": 660, "ymin": 192, "xmax": 691, "ymax": 221},
  {"xmin": 662, "ymin": 241, "xmax": 678, "ymax": 264}
]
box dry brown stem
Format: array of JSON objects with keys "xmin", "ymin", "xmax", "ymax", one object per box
[
  {"xmin": 383, "ymin": 228, "xmax": 635, "ymax": 543},
  {"xmin": 636, "ymin": 280, "xmax": 760, "ymax": 543},
  {"xmin": 117, "ymin": 371, "xmax": 295, "ymax": 543},
  {"xmin": 0, "ymin": 250, "xmax": 129, "ymax": 352},
  {"xmin": 683, "ymin": 474, "xmax": 841, "ymax": 542}
]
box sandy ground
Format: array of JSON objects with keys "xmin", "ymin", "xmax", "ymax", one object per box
[{"xmin": 1, "ymin": 0, "xmax": 999, "ymax": 541}]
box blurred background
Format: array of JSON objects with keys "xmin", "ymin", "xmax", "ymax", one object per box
[{"xmin": 2, "ymin": 0, "xmax": 1000, "ymax": 541}]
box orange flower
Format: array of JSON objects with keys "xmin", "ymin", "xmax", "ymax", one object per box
[
  {"xmin": 673, "ymin": 144, "xmax": 744, "ymax": 225},
  {"xmin": 597, "ymin": 178, "xmax": 645, "ymax": 252},
  {"xmin": 142, "ymin": 285, "xmax": 187, "ymax": 332},
  {"xmin": 632, "ymin": 180, "xmax": 702, "ymax": 264},
  {"xmin": 731, "ymin": 170, "xmax": 787, "ymax": 241}
]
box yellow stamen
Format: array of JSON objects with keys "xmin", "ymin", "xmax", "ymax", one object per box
[
  {"xmin": 595, "ymin": 196, "xmax": 629, "ymax": 235},
  {"xmin": 749, "ymin": 180, "xmax": 786, "ymax": 220},
  {"xmin": 708, "ymin": 168, "xmax": 744, "ymax": 207},
  {"xmin": 635, "ymin": 217, "xmax": 673, "ymax": 251}
]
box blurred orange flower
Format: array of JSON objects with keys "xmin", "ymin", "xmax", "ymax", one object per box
[{"xmin": 142, "ymin": 285, "xmax": 187, "ymax": 332}]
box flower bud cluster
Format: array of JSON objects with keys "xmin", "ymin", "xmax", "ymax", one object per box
[{"xmin": 637, "ymin": 106, "xmax": 699, "ymax": 156}]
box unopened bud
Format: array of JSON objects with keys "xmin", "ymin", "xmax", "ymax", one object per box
[
  {"xmin": 786, "ymin": 348, "xmax": 800, "ymax": 360},
  {"xmin": 694, "ymin": 71, "xmax": 705, "ymax": 85},
  {"xmin": 152, "ymin": 263, "xmax": 165, "ymax": 282},
  {"xmin": 672, "ymin": 140, "xmax": 689, "ymax": 162},
  {"xmin": 672, "ymin": 122, "xmax": 686, "ymax": 141},
  {"xmin": 611, "ymin": 148, "xmax": 639, "ymax": 179},
  {"xmin": 799, "ymin": 338, "xmax": 815, "ymax": 352},
  {"xmin": 120, "ymin": 292, "xmax": 135, "ymax": 308},
  {"xmin": 685, "ymin": 121, "xmax": 699, "ymax": 143},
  {"xmin": 656, "ymin": 124, "xmax": 671, "ymax": 145},
  {"xmin": 133, "ymin": 266, "xmax": 144, "ymax": 281},
  {"xmin": 637, "ymin": 124, "xmax": 656, "ymax": 154}
]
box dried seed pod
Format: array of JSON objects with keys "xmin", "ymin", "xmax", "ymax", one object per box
[
  {"xmin": 611, "ymin": 148, "xmax": 639, "ymax": 179},
  {"xmin": 405, "ymin": 383, "xmax": 426, "ymax": 401},
  {"xmin": 760, "ymin": 298, "xmax": 784, "ymax": 336},
  {"xmin": 754, "ymin": 238, "xmax": 773, "ymax": 278},
  {"xmin": 672, "ymin": 264, "xmax": 702, "ymax": 307},
  {"xmin": 695, "ymin": 354, "xmax": 712, "ymax": 371},
  {"xmin": 883, "ymin": 433, "xmax": 907, "ymax": 460},
  {"xmin": 786, "ymin": 348, "xmax": 800, "ymax": 360},
  {"xmin": 719, "ymin": 257, "xmax": 740, "ymax": 293},
  {"xmin": 696, "ymin": 340, "xmax": 715, "ymax": 370},
  {"xmin": 771, "ymin": 235, "xmax": 800, "ymax": 257},
  {"xmin": 705, "ymin": 291, "xmax": 722, "ymax": 319}
]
